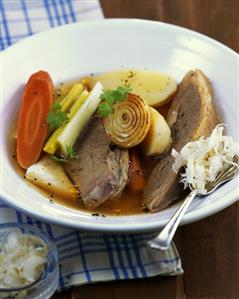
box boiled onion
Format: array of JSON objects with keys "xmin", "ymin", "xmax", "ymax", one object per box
[{"xmin": 103, "ymin": 94, "xmax": 151, "ymax": 148}]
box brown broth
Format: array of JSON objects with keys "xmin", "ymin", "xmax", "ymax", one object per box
[{"xmin": 56, "ymin": 188, "xmax": 145, "ymax": 216}]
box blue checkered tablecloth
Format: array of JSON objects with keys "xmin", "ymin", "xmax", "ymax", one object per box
[
  {"xmin": 0, "ymin": 0, "xmax": 183, "ymax": 291},
  {"xmin": 0, "ymin": 0, "xmax": 103, "ymax": 49}
]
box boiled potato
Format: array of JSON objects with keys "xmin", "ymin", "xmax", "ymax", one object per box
[
  {"xmin": 90, "ymin": 69, "xmax": 177, "ymax": 107},
  {"xmin": 26, "ymin": 156, "xmax": 78, "ymax": 199},
  {"xmin": 141, "ymin": 107, "xmax": 171, "ymax": 156}
]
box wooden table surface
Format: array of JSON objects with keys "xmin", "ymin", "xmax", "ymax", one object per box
[{"xmin": 52, "ymin": 1, "xmax": 239, "ymax": 298}]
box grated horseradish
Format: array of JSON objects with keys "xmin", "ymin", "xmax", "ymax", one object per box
[
  {"xmin": 172, "ymin": 124, "xmax": 239, "ymax": 193},
  {"xmin": 0, "ymin": 231, "xmax": 48, "ymax": 290}
]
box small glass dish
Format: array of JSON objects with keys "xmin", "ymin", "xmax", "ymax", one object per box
[{"xmin": 0, "ymin": 223, "xmax": 59, "ymax": 299}]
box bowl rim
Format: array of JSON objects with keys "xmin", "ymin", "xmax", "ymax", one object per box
[
  {"xmin": 2, "ymin": 18, "xmax": 238, "ymax": 57},
  {"xmin": 1, "ymin": 19, "xmax": 239, "ymax": 232}
]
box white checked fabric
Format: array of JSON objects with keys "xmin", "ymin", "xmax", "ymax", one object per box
[
  {"xmin": 0, "ymin": 0, "xmax": 183, "ymax": 291},
  {"xmin": 0, "ymin": 0, "xmax": 104, "ymax": 49}
]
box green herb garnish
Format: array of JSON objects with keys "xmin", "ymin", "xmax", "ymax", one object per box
[
  {"xmin": 47, "ymin": 101, "xmax": 69, "ymax": 129},
  {"xmin": 65, "ymin": 145, "xmax": 78, "ymax": 160},
  {"xmin": 98, "ymin": 86, "xmax": 132, "ymax": 117},
  {"xmin": 50, "ymin": 155, "xmax": 68, "ymax": 163},
  {"xmin": 50, "ymin": 145, "xmax": 78, "ymax": 163},
  {"xmin": 52, "ymin": 101, "xmax": 62, "ymax": 111},
  {"xmin": 97, "ymin": 102, "xmax": 114, "ymax": 117}
]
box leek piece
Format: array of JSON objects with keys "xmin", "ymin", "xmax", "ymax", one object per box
[
  {"xmin": 44, "ymin": 90, "xmax": 89, "ymax": 154},
  {"xmin": 60, "ymin": 83, "xmax": 84, "ymax": 112},
  {"xmin": 67, "ymin": 89, "xmax": 89, "ymax": 118},
  {"xmin": 47, "ymin": 83, "xmax": 84, "ymax": 137},
  {"xmin": 57, "ymin": 82, "xmax": 103, "ymax": 154},
  {"xmin": 43, "ymin": 127, "xmax": 64, "ymax": 155}
]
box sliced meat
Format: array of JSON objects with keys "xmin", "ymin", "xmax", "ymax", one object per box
[
  {"xmin": 143, "ymin": 69, "xmax": 219, "ymax": 212},
  {"xmin": 64, "ymin": 117, "xmax": 129, "ymax": 209}
]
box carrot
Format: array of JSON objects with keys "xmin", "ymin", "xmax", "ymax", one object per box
[
  {"xmin": 128, "ymin": 148, "xmax": 145, "ymax": 193},
  {"xmin": 16, "ymin": 71, "xmax": 54, "ymax": 169}
]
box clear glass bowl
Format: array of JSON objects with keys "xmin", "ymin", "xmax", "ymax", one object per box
[{"xmin": 0, "ymin": 223, "xmax": 59, "ymax": 299}]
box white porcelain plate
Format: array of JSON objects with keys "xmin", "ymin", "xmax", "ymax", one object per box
[{"xmin": 1, "ymin": 19, "xmax": 239, "ymax": 232}]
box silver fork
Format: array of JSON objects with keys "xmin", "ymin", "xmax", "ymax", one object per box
[{"xmin": 148, "ymin": 163, "xmax": 239, "ymax": 250}]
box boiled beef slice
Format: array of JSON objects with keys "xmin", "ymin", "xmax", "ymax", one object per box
[
  {"xmin": 143, "ymin": 69, "xmax": 219, "ymax": 212},
  {"xmin": 64, "ymin": 117, "xmax": 129, "ymax": 209}
]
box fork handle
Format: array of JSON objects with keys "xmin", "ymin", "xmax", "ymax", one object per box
[{"xmin": 149, "ymin": 189, "xmax": 198, "ymax": 250}]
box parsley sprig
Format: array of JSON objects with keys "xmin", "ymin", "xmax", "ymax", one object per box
[
  {"xmin": 65, "ymin": 144, "xmax": 78, "ymax": 160},
  {"xmin": 98, "ymin": 86, "xmax": 132, "ymax": 117},
  {"xmin": 50, "ymin": 145, "xmax": 78, "ymax": 163},
  {"xmin": 47, "ymin": 101, "xmax": 69, "ymax": 130}
]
